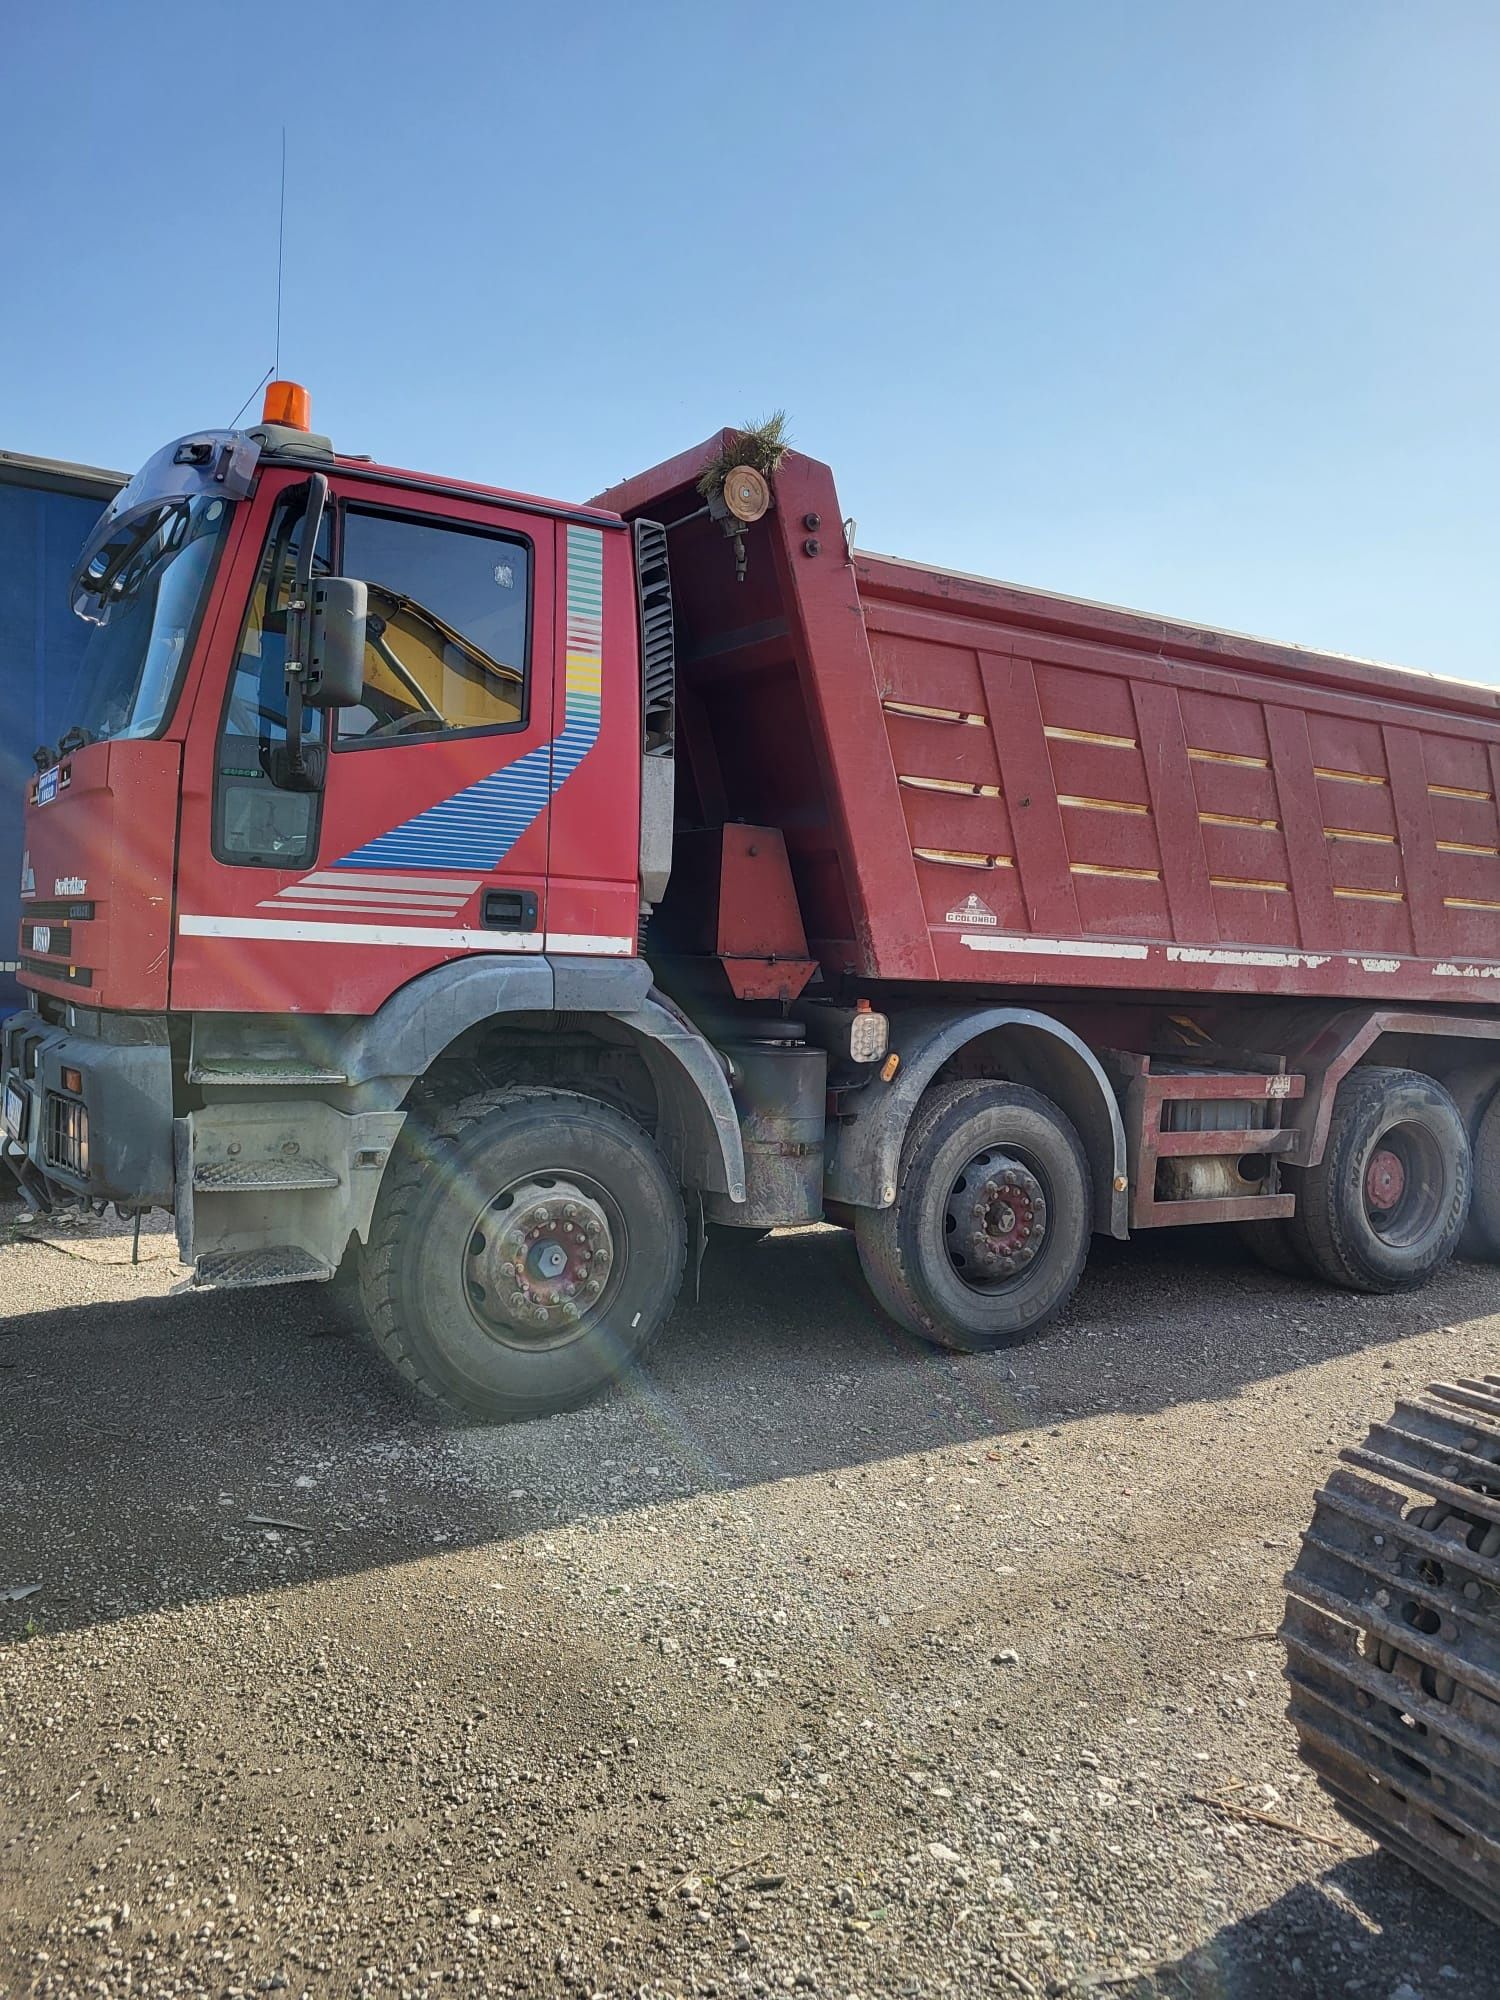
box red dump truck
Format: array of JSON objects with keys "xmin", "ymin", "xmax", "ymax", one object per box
[{"xmin": 5, "ymin": 387, "xmax": 1500, "ymax": 1417}]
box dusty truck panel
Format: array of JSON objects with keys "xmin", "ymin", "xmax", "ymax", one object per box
[{"xmin": 595, "ymin": 437, "xmax": 1500, "ymax": 1008}]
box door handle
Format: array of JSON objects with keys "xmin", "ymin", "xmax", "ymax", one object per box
[{"xmin": 482, "ymin": 888, "xmax": 539, "ymax": 931}]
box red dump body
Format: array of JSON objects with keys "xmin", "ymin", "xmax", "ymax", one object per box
[{"xmin": 598, "ymin": 436, "xmax": 1500, "ymax": 1007}]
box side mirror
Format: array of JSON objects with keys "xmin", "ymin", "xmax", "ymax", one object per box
[
  {"xmin": 304, "ymin": 576, "xmax": 368, "ymax": 709},
  {"xmin": 264, "ymin": 739, "xmax": 327, "ymax": 794}
]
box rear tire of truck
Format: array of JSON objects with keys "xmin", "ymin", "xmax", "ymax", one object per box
[
  {"xmin": 1239, "ymin": 1217, "xmax": 1312, "ymax": 1278},
  {"xmin": 1285, "ymin": 1066, "xmax": 1470, "ymax": 1293},
  {"xmin": 854, "ymin": 1080, "xmax": 1090, "ymax": 1352},
  {"xmin": 1462, "ymin": 1088, "xmax": 1500, "ymax": 1262},
  {"xmin": 359, "ymin": 1085, "xmax": 687, "ymax": 1422}
]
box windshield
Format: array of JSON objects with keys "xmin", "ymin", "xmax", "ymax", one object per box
[{"xmin": 64, "ymin": 493, "xmax": 233, "ymax": 746}]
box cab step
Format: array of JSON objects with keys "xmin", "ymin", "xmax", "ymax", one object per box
[
  {"xmin": 192, "ymin": 1246, "xmax": 335, "ymax": 1289},
  {"xmin": 192, "ymin": 1157, "xmax": 340, "ymax": 1192},
  {"xmin": 189, "ymin": 1057, "xmax": 348, "ymax": 1086}
]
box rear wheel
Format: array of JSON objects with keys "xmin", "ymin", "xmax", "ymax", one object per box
[
  {"xmin": 360, "ymin": 1084, "xmax": 686, "ymax": 1421},
  {"xmin": 1464, "ymin": 1089, "xmax": 1500, "ymax": 1262},
  {"xmin": 1240, "ymin": 1216, "xmax": 1312, "ymax": 1278},
  {"xmin": 855, "ymin": 1080, "xmax": 1090, "ymax": 1352},
  {"xmin": 1286, "ymin": 1066, "xmax": 1470, "ymax": 1293}
]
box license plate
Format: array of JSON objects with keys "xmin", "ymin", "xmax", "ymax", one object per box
[
  {"xmin": 28, "ymin": 923, "xmax": 51, "ymax": 955},
  {"xmin": 2, "ymin": 1082, "xmax": 27, "ymax": 1143},
  {"xmin": 35, "ymin": 767, "xmax": 59, "ymax": 806}
]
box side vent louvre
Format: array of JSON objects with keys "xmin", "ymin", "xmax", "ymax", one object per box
[{"xmin": 634, "ymin": 518, "xmax": 675, "ymax": 753}]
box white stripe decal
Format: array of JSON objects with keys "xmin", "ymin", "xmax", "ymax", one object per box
[
  {"xmin": 265, "ymin": 888, "xmax": 475, "ymax": 909},
  {"xmin": 263, "ymin": 901, "xmax": 475, "ymax": 917},
  {"xmin": 959, "ymin": 934, "xmax": 1149, "ymax": 961},
  {"xmin": 956, "ymin": 934, "xmax": 1500, "ymax": 982},
  {"xmin": 545, "ymin": 932, "xmax": 636, "ymax": 957},
  {"xmin": 1167, "ymin": 945, "xmax": 1330, "ymax": 970},
  {"xmin": 181, "ymin": 914, "xmax": 545, "ymax": 951},
  {"xmin": 179, "ymin": 914, "xmax": 635, "ymax": 956}
]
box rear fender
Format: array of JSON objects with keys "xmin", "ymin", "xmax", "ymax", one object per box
[{"xmin": 824, "ymin": 1005, "xmax": 1128, "ymax": 1236}]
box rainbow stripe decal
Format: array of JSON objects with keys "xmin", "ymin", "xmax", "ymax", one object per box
[{"xmin": 332, "ymin": 524, "xmax": 605, "ymax": 873}]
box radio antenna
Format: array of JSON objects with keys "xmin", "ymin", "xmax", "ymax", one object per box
[
  {"xmin": 228, "ymin": 365, "xmax": 274, "ymax": 430},
  {"xmin": 274, "ymin": 126, "xmax": 287, "ymax": 378},
  {"xmin": 226, "ymin": 133, "xmax": 288, "ymax": 428}
]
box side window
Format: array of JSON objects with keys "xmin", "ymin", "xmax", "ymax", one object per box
[
  {"xmin": 335, "ymin": 509, "xmax": 529, "ymax": 744},
  {"xmin": 213, "ymin": 492, "xmax": 331, "ymax": 867}
]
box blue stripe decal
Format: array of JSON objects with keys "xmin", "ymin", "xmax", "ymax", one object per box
[{"xmin": 334, "ymin": 525, "xmax": 606, "ymax": 873}]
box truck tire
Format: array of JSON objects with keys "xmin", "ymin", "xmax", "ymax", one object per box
[
  {"xmin": 854, "ymin": 1079, "xmax": 1090, "ymax": 1352},
  {"xmin": 1463, "ymin": 1089, "xmax": 1500, "ymax": 1262},
  {"xmin": 360, "ymin": 1084, "xmax": 686, "ymax": 1422},
  {"xmin": 1285, "ymin": 1066, "xmax": 1470, "ymax": 1294},
  {"xmin": 1239, "ymin": 1217, "xmax": 1312, "ymax": 1278}
]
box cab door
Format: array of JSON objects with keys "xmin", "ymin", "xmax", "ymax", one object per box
[{"xmin": 173, "ymin": 472, "xmax": 557, "ymax": 1016}]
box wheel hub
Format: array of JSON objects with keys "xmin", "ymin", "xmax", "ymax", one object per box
[
  {"xmin": 466, "ymin": 1178, "xmax": 613, "ymax": 1339},
  {"xmin": 1366, "ymin": 1146, "xmax": 1406, "ymax": 1213},
  {"xmin": 946, "ymin": 1152, "xmax": 1048, "ymax": 1281}
]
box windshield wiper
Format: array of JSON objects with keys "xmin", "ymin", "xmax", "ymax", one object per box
[{"xmin": 58, "ymin": 725, "xmax": 94, "ymax": 755}]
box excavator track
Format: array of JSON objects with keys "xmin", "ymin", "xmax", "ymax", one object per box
[{"xmin": 1283, "ymin": 1375, "xmax": 1500, "ymax": 1924}]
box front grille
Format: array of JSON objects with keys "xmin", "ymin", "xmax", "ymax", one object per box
[
  {"xmin": 21, "ymin": 923, "xmax": 72, "ymax": 958},
  {"xmin": 18, "ymin": 899, "xmax": 95, "ymax": 922},
  {"xmin": 44, "ymin": 1092, "xmax": 88, "ymax": 1177},
  {"xmin": 20, "ymin": 957, "xmax": 92, "ymax": 987}
]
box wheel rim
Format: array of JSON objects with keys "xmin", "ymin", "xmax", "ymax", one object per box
[
  {"xmin": 943, "ymin": 1148, "xmax": 1050, "ymax": 1291},
  {"xmin": 463, "ymin": 1173, "xmax": 623, "ymax": 1352},
  {"xmin": 1362, "ymin": 1124, "xmax": 1447, "ymax": 1247}
]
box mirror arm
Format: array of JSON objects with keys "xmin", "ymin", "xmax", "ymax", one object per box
[
  {"xmin": 283, "ymin": 659, "xmax": 308, "ymax": 780},
  {"xmin": 279, "ymin": 472, "xmax": 330, "ymax": 786}
]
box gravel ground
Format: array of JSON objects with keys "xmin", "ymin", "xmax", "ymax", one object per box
[{"xmin": 2, "ymin": 1198, "xmax": 1498, "ymax": 2000}]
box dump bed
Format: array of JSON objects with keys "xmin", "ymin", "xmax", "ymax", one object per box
[{"xmin": 596, "ymin": 435, "xmax": 1500, "ymax": 1005}]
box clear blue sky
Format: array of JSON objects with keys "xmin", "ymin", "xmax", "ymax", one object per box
[{"xmin": 4, "ymin": 3, "xmax": 1497, "ymax": 679}]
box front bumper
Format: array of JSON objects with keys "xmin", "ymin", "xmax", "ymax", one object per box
[{"xmin": 2, "ymin": 1007, "xmax": 174, "ymax": 1207}]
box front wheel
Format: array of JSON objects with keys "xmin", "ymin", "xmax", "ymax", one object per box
[
  {"xmin": 360, "ymin": 1085, "xmax": 686, "ymax": 1421},
  {"xmin": 855, "ymin": 1080, "xmax": 1090, "ymax": 1352}
]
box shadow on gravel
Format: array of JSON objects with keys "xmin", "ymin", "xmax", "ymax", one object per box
[
  {"xmin": 2, "ymin": 1220, "xmax": 1495, "ymax": 1640},
  {"xmin": 1107, "ymin": 1850, "xmax": 1491, "ymax": 1998}
]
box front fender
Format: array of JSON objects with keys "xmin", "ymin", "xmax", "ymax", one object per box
[{"xmin": 288, "ymin": 955, "xmax": 745, "ymax": 1201}]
